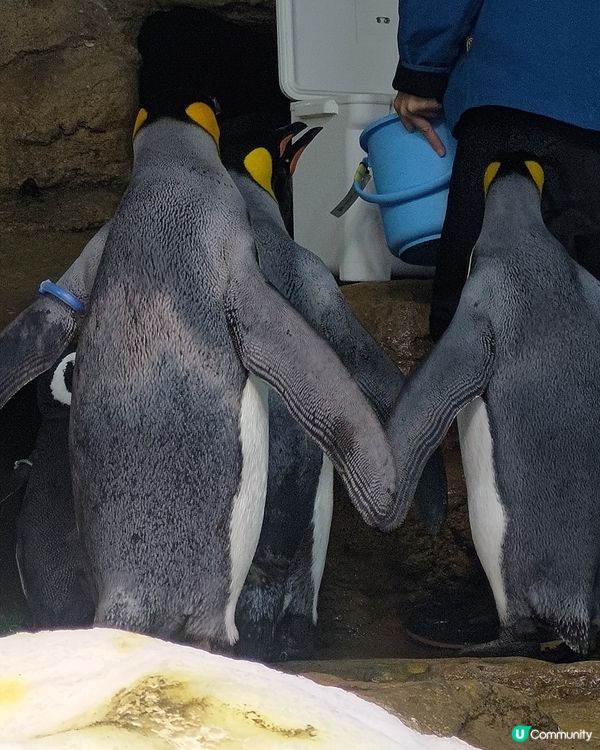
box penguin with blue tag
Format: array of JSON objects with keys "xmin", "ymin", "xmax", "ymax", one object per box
[
  {"xmin": 0, "ymin": 224, "xmax": 109, "ymax": 410},
  {"xmin": 384, "ymin": 153, "xmax": 600, "ymax": 655},
  {"xmin": 26, "ymin": 94, "xmax": 398, "ymax": 647},
  {"xmin": 221, "ymin": 119, "xmax": 447, "ymax": 659}
]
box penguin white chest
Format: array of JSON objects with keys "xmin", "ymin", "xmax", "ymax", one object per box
[
  {"xmin": 457, "ymin": 397, "xmax": 508, "ymax": 622},
  {"xmin": 310, "ymin": 456, "xmax": 334, "ymax": 623},
  {"xmin": 225, "ymin": 374, "xmax": 270, "ymax": 644}
]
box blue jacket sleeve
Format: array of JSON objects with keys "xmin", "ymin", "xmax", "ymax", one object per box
[{"xmin": 393, "ymin": 0, "xmax": 484, "ymax": 99}]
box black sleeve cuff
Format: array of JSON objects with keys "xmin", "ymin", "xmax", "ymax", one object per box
[{"xmin": 392, "ymin": 63, "xmax": 448, "ymax": 101}]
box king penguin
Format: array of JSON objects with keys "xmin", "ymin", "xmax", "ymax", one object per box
[
  {"xmin": 385, "ymin": 153, "xmax": 600, "ymax": 655},
  {"xmin": 221, "ymin": 118, "xmax": 447, "ymax": 659},
  {"xmin": 58, "ymin": 96, "xmax": 398, "ymax": 647}
]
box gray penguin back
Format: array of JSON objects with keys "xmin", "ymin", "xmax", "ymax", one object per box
[
  {"xmin": 69, "ymin": 121, "xmax": 257, "ymax": 617},
  {"xmin": 465, "ymin": 179, "xmax": 600, "ymax": 618}
]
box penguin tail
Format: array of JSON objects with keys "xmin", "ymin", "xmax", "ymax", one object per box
[
  {"xmin": 553, "ymin": 610, "xmax": 592, "ymax": 654},
  {"xmin": 528, "ymin": 585, "xmax": 593, "ymax": 654}
]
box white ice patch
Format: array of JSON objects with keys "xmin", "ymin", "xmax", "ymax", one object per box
[
  {"xmin": 225, "ymin": 375, "xmax": 269, "ymax": 644},
  {"xmin": 458, "ymin": 397, "xmax": 508, "ymax": 623},
  {"xmin": 50, "ymin": 352, "xmax": 76, "ymax": 406},
  {"xmin": 310, "ymin": 456, "xmax": 334, "ymax": 624}
]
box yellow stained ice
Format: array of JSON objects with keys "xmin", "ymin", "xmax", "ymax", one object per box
[{"xmin": 0, "ymin": 677, "xmax": 26, "ymax": 708}]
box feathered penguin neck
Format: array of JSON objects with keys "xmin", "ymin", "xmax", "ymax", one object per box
[
  {"xmin": 477, "ymin": 173, "xmax": 546, "ymax": 254},
  {"xmin": 230, "ymin": 172, "xmax": 287, "ymax": 231},
  {"xmin": 132, "ymin": 118, "xmax": 219, "ymax": 170}
]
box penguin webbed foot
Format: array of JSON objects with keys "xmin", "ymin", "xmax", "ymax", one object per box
[
  {"xmin": 459, "ymin": 631, "xmax": 541, "ymax": 658},
  {"xmin": 459, "ymin": 619, "xmax": 572, "ymax": 659}
]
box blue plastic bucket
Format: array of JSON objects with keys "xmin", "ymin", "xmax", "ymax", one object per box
[{"xmin": 354, "ymin": 114, "xmax": 456, "ymax": 264}]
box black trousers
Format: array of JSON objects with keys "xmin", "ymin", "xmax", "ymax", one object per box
[{"xmin": 430, "ymin": 107, "xmax": 600, "ymax": 340}]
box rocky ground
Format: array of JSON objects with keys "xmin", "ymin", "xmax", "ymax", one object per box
[{"xmin": 286, "ymin": 658, "xmax": 600, "ymax": 750}]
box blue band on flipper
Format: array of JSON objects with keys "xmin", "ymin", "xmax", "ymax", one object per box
[{"xmin": 38, "ymin": 280, "xmax": 85, "ymax": 314}]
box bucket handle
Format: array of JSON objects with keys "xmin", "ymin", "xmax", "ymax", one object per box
[{"xmin": 353, "ymin": 159, "xmax": 451, "ymax": 206}]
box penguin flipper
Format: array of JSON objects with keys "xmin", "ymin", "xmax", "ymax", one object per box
[
  {"xmin": 0, "ymin": 298, "xmax": 78, "ymax": 411},
  {"xmin": 254, "ymin": 225, "xmax": 403, "ymax": 421},
  {"xmin": 226, "ymin": 256, "xmax": 396, "ymax": 530},
  {"xmin": 252, "ymin": 213, "xmax": 449, "ymax": 535},
  {"xmin": 0, "ymin": 222, "xmax": 109, "ymax": 411},
  {"xmin": 385, "ymin": 307, "xmax": 495, "ymax": 531}
]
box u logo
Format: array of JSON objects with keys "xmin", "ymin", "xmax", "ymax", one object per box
[{"xmin": 512, "ymin": 726, "xmax": 532, "ymax": 743}]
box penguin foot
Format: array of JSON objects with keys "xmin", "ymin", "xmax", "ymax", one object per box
[
  {"xmin": 459, "ymin": 621, "xmax": 552, "ymax": 658},
  {"xmin": 460, "ymin": 636, "xmax": 541, "ymax": 658}
]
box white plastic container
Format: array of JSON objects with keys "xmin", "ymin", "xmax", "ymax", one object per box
[{"xmin": 277, "ymin": 0, "xmax": 433, "ymax": 281}]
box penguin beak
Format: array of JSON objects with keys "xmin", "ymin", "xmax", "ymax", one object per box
[
  {"xmin": 283, "ymin": 127, "xmax": 323, "ymax": 175},
  {"xmin": 276, "ymin": 122, "xmax": 308, "ymax": 156}
]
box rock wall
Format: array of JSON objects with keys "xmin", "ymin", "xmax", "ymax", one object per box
[{"xmin": 0, "ymin": 0, "xmax": 274, "ymax": 233}]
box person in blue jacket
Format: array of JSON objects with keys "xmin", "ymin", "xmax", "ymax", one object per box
[{"xmin": 393, "ymin": 0, "xmax": 600, "ymax": 340}]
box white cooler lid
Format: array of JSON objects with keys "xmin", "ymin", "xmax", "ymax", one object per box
[{"xmin": 277, "ymin": 0, "xmax": 399, "ymax": 100}]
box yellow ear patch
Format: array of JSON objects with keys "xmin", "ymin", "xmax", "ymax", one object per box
[
  {"xmin": 132, "ymin": 108, "xmax": 148, "ymax": 139},
  {"xmin": 483, "ymin": 161, "xmax": 501, "ymax": 194},
  {"xmin": 524, "ymin": 159, "xmax": 545, "ymax": 194},
  {"xmin": 243, "ymin": 147, "xmax": 276, "ymax": 200},
  {"xmin": 185, "ymin": 102, "xmax": 220, "ymax": 146}
]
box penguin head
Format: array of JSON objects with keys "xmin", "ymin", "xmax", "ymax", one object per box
[
  {"xmin": 483, "ymin": 152, "xmax": 545, "ymax": 198},
  {"xmin": 36, "ymin": 348, "xmax": 76, "ymax": 417},
  {"xmin": 470, "ymin": 152, "xmax": 547, "ymax": 275},
  {"xmin": 132, "ymin": 100, "xmax": 220, "ymax": 148},
  {"xmin": 220, "ymin": 117, "xmax": 322, "ymax": 227},
  {"xmin": 136, "ymin": 11, "xmax": 224, "ymax": 147}
]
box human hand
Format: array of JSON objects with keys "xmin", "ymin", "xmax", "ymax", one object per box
[{"xmin": 393, "ymin": 92, "xmax": 446, "ymax": 156}]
